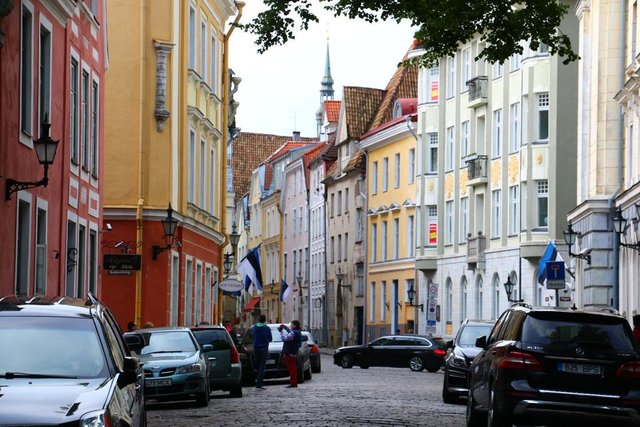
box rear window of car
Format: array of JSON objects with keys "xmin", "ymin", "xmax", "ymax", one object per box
[
  {"xmin": 522, "ymin": 314, "xmax": 636, "ymax": 352},
  {"xmin": 192, "ymin": 329, "xmax": 232, "ymax": 350},
  {"xmin": 139, "ymin": 331, "xmax": 197, "ymax": 354},
  {"xmin": 428, "ymin": 337, "xmax": 447, "ymax": 347}
]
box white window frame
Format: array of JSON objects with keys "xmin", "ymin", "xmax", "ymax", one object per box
[
  {"xmin": 195, "ymin": 261, "xmax": 203, "ymax": 323},
  {"xmin": 460, "ymin": 277, "xmax": 468, "ymax": 322},
  {"xmin": 70, "ymin": 52, "xmax": 80, "ymax": 166},
  {"xmin": 371, "ymin": 223, "xmax": 377, "ymax": 263},
  {"xmin": 16, "ymin": 192, "xmax": 33, "ymax": 295},
  {"xmin": 537, "ymin": 93, "xmax": 550, "ymax": 141},
  {"xmin": 372, "ymin": 161, "xmax": 378, "ymax": 194},
  {"xmin": 205, "ymin": 264, "xmax": 212, "ymax": 323},
  {"xmin": 185, "ymin": 256, "xmax": 194, "ymax": 326},
  {"xmin": 445, "ymin": 200, "xmax": 453, "ymax": 245},
  {"xmin": 393, "ymin": 218, "xmax": 399, "ymax": 259},
  {"xmin": 35, "ymin": 198, "xmax": 48, "ymax": 295},
  {"xmin": 20, "ymin": 1, "xmax": 34, "ymax": 142},
  {"xmin": 510, "ymin": 102, "xmax": 520, "ymax": 152},
  {"xmin": 81, "ymin": 65, "xmax": 90, "ymax": 172},
  {"xmin": 428, "ymin": 66, "xmax": 440, "ymax": 103},
  {"xmin": 200, "ymin": 138, "xmax": 206, "ymax": 207},
  {"xmin": 370, "ymin": 282, "xmax": 376, "ymax": 322},
  {"xmin": 200, "ymin": 17, "xmax": 207, "ymax": 80},
  {"xmin": 188, "ymin": 129, "xmax": 196, "ymax": 203},
  {"xmin": 382, "ymin": 221, "xmax": 388, "ymax": 261},
  {"xmin": 394, "ymin": 153, "xmax": 400, "ymax": 188},
  {"xmin": 381, "ymin": 281, "xmax": 387, "ymax": 322},
  {"xmin": 493, "ymin": 108, "xmax": 502, "ymax": 158},
  {"xmin": 460, "ymin": 121, "xmax": 469, "ymax": 166},
  {"xmin": 446, "ymin": 126, "xmax": 455, "ymax": 171},
  {"xmin": 476, "ymin": 276, "xmax": 484, "ymax": 320},
  {"xmin": 428, "ymin": 133, "xmax": 438, "ymax": 173},
  {"xmin": 38, "ymin": 14, "xmax": 52, "ymax": 134},
  {"xmin": 407, "ymin": 215, "xmax": 414, "ymax": 258},
  {"xmin": 509, "ymin": 185, "xmax": 520, "ymax": 235},
  {"xmin": 461, "ymin": 48, "xmax": 471, "ymax": 92},
  {"xmin": 210, "ymin": 28, "xmax": 218, "ymax": 94},
  {"xmin": 408, "ymin": 148, "xmax": 415, "ymax": 184},
  {"xmin": 536, "ymin": 180, "xmax": 549, "ymax": 228},
  {"xmin": 90, "ymin": 77, "xmax": 100, "ymax": 178},
  {"xmin": 382, "ymin": 157, "xmax": 389, "ymax": 192},
  {"xmin": 170, "ymin": 253, "xmax": 180, "ymax": 326},
  {"xmin": 492, "ymin": 189, "xmax": 502, "ymax": 238},
  {"xmin": 446, "ymin": 56, "xmax": 456, "ymax": 98},
  {"xmin": 460, "ymin": 197, "xmax": 468, "ymax": 243},
  {"xmin": 492, "ymin": 61, "xmax": 503, "ymax": 79},
  {"xmin": 188, "ymin": 5, "xmax": 196, "ymax": 69}
]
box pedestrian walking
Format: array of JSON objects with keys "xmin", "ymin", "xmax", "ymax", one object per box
[
  {"xmin": 633, "ymin": 315, "xmax": 640, "ymax": 346},
  {"xmin": 252, "ymin": 314, "xmax": 272, "ymax": 390},
  {"xmin": 279, "ymin": 320, "xmax": 302, "ymax": 388}
]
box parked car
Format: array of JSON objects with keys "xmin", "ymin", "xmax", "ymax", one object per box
[
  {"xmin": 239, "ymin": 324, "xmax": 312, "ymax": 384},
  {"xmin": 442, "ymin": 319, "xmax": 495, "ymax": 403},
  {"xmin": 302, "ymin": 331, "xmax": 321, "ymax": 373},
  {"xmin": 467, "ymin": 304, "xmax": 640, "ymax": 427},
  {"xmin": 333, "ymin": 335, "xmax": 447, "ymax": 372},
  {"xmin": 125, "ymin": 327, "xmax": 211, "ymax": 407},
  {"xmin": 190, "ymin": 325, "xmax": 243, "ymax": 397},
  {"xmin": 0, "ymin": 294, "xmax": 146, "ymax": 426}
]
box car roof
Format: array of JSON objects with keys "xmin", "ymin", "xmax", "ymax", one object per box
[
  {"xmin": 190, "ymin": 325, "xmax": 226, "ymax": 331},
  {"xmin": 0, "ymin": 294, "xmax": 101, "ymax": 318},
  {"xmin": 509, "ymin": 304, "xmax": 624, "ymax": 319},
  {"xmin": 461, "ymin": 319, "xmax": 496, "ymax": 326},
  {"xmin": 136, "ymin": 326, "xmax": 193, "ymax": 332}
]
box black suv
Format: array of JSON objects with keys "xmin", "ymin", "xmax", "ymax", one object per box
[
  {"xmin": 0, "ymin": 295, "xmax": 146, "ymax": 426},
  {"xmin": 467, "ymin": 304, "xmax": 640, "ymax": 427},
  {"xmin": 442, "ymin": 319, "xmax": 495, "ymax": 403}
]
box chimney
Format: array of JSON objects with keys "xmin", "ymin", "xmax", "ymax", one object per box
[{"xmin": 292, "ymin": 131, "xmax": 301, "ymax": 141}]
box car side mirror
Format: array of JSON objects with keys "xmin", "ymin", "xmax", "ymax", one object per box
[
  {"xmin": 118, "ymin": 356, "xmax": 141, "ymax": 388},
  {"xmin": 201, "ymin": 344, "xmax": 214, "ymax": 352},
  {"xmin": 446, "ymin": 340, "xmax": 453, "ymax": 349},
  {"xmin": 302, "ymin": 335, "xmax": 308, "ymax": 342},
  {"xmin": 124, "ymin": 332, "xmax": 144, "ymax": 354},
  {"xmin": 475, "ymin": 335, "xmax": 487, "ymax": 349}
]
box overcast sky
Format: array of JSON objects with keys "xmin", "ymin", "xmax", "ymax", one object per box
[{"xmin": 229, "ymin": 2, "xmax": 416, "ymax": 139}]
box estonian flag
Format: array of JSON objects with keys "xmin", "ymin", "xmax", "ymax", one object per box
[
  {"xmin": 237, "ymin": 247, "xmax": 263, "ymax": 293},
  {"xmin": 537, "ymin": 241, "xmax": 565, "ymax": 285},
  {"xmin": 280, "ymin": 279, "xmax": 292, "ymax": 302}
]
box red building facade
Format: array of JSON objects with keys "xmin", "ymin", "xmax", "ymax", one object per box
[{"xmin": 0, "ymin": 0, "xmax": 106, "ymax": 298}]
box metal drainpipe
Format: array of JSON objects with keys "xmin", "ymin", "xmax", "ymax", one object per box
[
  {"xmin": 322, "ymin": 184, "xmax": 329, "ymax": 346},
  {"xmin": 307, "ymin": 186, "xmax": 311, "ymax": 331},
  {"xmin": 355, "ymin": 143, "xmax": 369, "ymax": 344},
  {"xmin": 406, "ymin": 115, "xmax": 419, "ymax": 330}
]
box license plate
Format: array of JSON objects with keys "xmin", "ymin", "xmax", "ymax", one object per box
[
  {"xmin": 145, "ymin": 378, "xmax": 172, "ymax": 387},
  {"xmin": 557, "ymin": 362, "xmax": 602, "ymax": 375},
  {"xmin": 266, "ymin": 359, "xmax": 276, "ymax": 365}
]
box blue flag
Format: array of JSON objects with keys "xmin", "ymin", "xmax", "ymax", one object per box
[
  {"xmin": 537, "ymin": 241, "xmax": 565, "ymax": 285},
  {"xmin": 280, "ymin": 279, "xmax": 291, "ymax": 302}
]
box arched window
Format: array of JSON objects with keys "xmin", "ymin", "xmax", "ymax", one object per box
[
  {"xmin": 460, "ymin": 276, "xmax": 468, "ymax": 322},
  {"xmin": 445, "ymin": 278, "xmax": 453, "ymax": 323},
  {"xmin": 476, "ymin": 275, "xmax": 484, "ymax": 320},
  {"xmin": 492, "ymin": 274, "xmax": 501, "ymax": 319}
]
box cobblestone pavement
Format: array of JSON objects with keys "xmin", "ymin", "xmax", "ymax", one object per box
[{"xmin": 147, "ymin": 352, "xmax": 466, "ymax": 426}]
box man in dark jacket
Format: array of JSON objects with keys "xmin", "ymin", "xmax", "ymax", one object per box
[
  {"xmin": 279, "ymin": 320, "xmax": 302, "ymax": 388},
  {"xmin": 252, "ymin": 314, "xmax": 272, "ymax": 390}
]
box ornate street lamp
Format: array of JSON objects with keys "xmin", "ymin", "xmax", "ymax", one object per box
[
  {"xmin": 406, "ymin": 283, "xmax": 423, "ymax": 312},
  {"xmin": 152, "ymin": 204, "xmax": 179, "ymax": 259},
  {"xmin": 563, "ymin": 221, "xmax": 591, "ymax": 264},
  {"xmin": 612, "ymin": 208, "xmax": 640, "ymax": 252},
  {"xmin": 503, "ymin": 276, "xmax": 523, "ymax": 303}
]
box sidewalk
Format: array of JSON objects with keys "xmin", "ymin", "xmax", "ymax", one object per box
[{"xmin": 319, "ymin": 345, "xmax": 335, "ymax": 356}]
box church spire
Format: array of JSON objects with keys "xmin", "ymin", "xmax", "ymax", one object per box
[{"xmin": 320, "ymin": 39, "xmax": 334, "ymax": 101}]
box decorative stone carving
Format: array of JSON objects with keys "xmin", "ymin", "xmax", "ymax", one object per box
[{"xmin": 153, "ymin": 40, "xmax": 174, "ymax": 132}]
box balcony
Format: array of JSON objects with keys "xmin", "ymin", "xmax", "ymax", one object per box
[
  {"xmin": 466, "ymin": 76, "xmax": 488, "ymax": 108},
  {"xmin": 467, "ymin": 232, "xmax": 486, "ymax": 268},
  {"xmin": 465, "ymin": 154, "xmax": 488, "ymax": 186}
]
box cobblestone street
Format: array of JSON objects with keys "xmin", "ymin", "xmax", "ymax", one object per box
[{"xmin": 147, "ymin": 352, "xmax": 466, "ymax": 426}]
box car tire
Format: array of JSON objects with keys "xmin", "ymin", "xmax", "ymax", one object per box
[
  {"xmin": 297, "ymin": 359, "xmax": 305, "ymax": 384},
  {"xmin": 304, "ymin": 364, "xmax": 312, "ymax": 380},
  {"xmin": 312, "ymin": 362, "xmax": 321, "ymax": 373},
  {"xmin": 466, "ymin": 388, "xmax": 485, "ymax": 427},
  {"xmin": 487, "ymin": 387, "xmax": 510, "ymax": 427},
  {"xmin": 409, "ymin": 355, "xmax": 425, "ymax": 372},
  {"xmin": 340, "ymin": 354, "xmax": 354, "ymax": 369},
  {"xmin": 195, "ymin": 382, "xmax": 210, "ymax": 407},
  {"xmin": 230, "ymin": 384, "xmax": 243, "ymax": 398},
  {"xmin": 442, "ymin": 373, "xmax": 458, "ymax": 404}
]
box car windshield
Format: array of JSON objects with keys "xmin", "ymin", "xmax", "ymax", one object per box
[
  {"xmin": 269, "ymin": 327, "xmax": 284, "ymax": 342},
  {"xmin": 139, "ymin": 331, "xmax": 197, "ymax": 354},
  {"xmin": 0, "ymin": 317, "xmax": 108, "ymax": 378},
  {"xmin": 192, "ymin": 329, "xmax": 231, "ymax": 350},
  {"xmin": 522, "ymin": 315, "xmax": 636, "ymax": 352},
  {"xmin": 458, "ymin": 325, "xmax": 494, "ymax": 347}
]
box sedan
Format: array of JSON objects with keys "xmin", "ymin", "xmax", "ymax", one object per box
[
  {"xmin": 125, "ymin": 327, "xmax": 212, "ymax": 407},
  {"xmin": 301, "ymin": 331, "xmax": 321, "ymax": 373},
  {"xmin": 333, "ymin": 335, "xmax": 447, "ymax": 372},
  {"xmin": 191, "ymin": 325, "xmax": 243, "ymax": 398}
]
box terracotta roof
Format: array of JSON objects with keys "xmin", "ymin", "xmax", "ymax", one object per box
[
  {"xmin": 264, "ymin": 141, "xmax": 318, "ymax": 192},
  {"xmin": 368, "ymin": 48, "xmax": 418, "ymax": 131},
  {"xmin": 231, "ymin": 132, "xmax": 314, "ymax": 204},
  {"xmin": 325, "ymin": 100, "xmax": 341, "ymax": 123},
  {"xmin": 342, "ymin": 86, "xmax": 387, "ymax": 140},
  {"xmin": 344, "ymin": 149, "xmax": 366, "ymax": 173},
  {"xmin": 302, "ymin": 142, "xmax": 329, "ymax": 188}
]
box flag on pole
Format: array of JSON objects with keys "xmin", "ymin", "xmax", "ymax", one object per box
[
  {"xmin": 237, "ymin": 247, "xmax": 263, "ymax": 293},
  {"xmin": 280, "ymin": 279, "xmax": 291, "ymax": 302},
  {"xmin": 537, "ymin": 241, "xmax": 565, "ymax": 285}
]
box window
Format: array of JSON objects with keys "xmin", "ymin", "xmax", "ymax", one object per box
[
  {"xmin": 188, "ymin": 130, "xmax": 195, "ymax": 203},
  {"xmin": 371, "ymin": 224, "xmax": 377, "ymax": 262},
  {"xmin": 460, "ymin": 121, "xmax": 469, "ymax": 165},
  {"xmin": 209, "ymin": 148, "xmax": 215, "ymax": 214},
  {"xmin": 446, "ymin": 56, "xmax": 456, "ymax": 98},
  {"xmin": 393, "ymin": 218, "xmax": 399, "ymax": 259},
  {"xmin": 370, "ymin": 283, "xmax": 376, "ymax": 322},
  {"xmin": 536, "ymin": 180, "xmax": 549, "ymax": 227},
  {"xmin": 537, "ymin": 93, "xmax": 549, "ymax": 141},
  {"xmin": 382, "ymin": 157, "xmax": 389, "ymax": 192},
  {"xmin": 337, "ymin": 190, "xmax": 342, "ymax": 215},
  {"xmin": 394, "ymin": 153, "xmax": 400, "ymax": 188},
  {"xmin": 195, "ymin": 263, "xmax": 202, "ymax": 323},
  {"xmin": 372, "ymin": 161, "xmax": 378, "ymax": 194},
  {"xmin": 428, "ymin": 133, "xmax": 438, "ymax": 173},
  {"xmin": 510, "ymin": 52, "xmax": 521, "ymax": 71},
  {"xmin": 337, "ymin": 235, "xmax": 342, "ymax": 262},
  {"xmin": 344, "ymin": 188, "xmax": 349, "ymax": 213},
  {"xmin": 522, "ymin": 182, "xmax": 528, "ymax": 230},
  {"xmin": 185, "ymin": 258, "xmax": 193, "ymax": 325},
  {"xmin": 35, "ymin": 207, "xmax": 47, "ymax": 294},
  {"xmin": 460, "ymin": 277, "xmax": 468, "ymax": 322},
  {"xmin": 200, "ymin": 140, "xmax": 205, "ymax": 207},
  {"xmin": 382, "ymin": 221, "xmax": 388, "ymax": 261},
  {"xmin": 91, "ymin": 80, "xmax": 99, "ymax": 176},
  {"xmin": 445, "ymin": 201, "xmax": 453, "ymax": 245},
  {"xmin": 408, "ymin": 149, "xmax": 415, "ymax": 184},
  {"xmin": 509, "ymin": 185, "xmax": 519, "ymax": 235},
  {"xmin": 407, "ymin": 215, "xmax": 414, "ymax": 257},
  {"xmin": 381, "ymin": 281, "xmax": 387, "ymax": 322},
  {"xmin": 492, "ymin": 189, "xmax": 502, "ymax": 238},
  {"xmin": 330, "ymin": 193, "xmax": 335, "ymax": 217},
  {"xmin": 492, "ymin": 61, "xmax": 503, "ymax": 79},
  {"xmin": 188, "ymin": 7, "xmax": 196, "ymax": 69},
  {"xmin": 446, "ymin": 126, "xmax": 454, "ymax": 171},
  {"xmin": 89, "ymin": 229, "xmax": 97, "ymax": 295},
  {"xmin": 476, "ymin": 276, "xmax": 484, "ymax": 320},
  {"xmin": 522, "ymin": 96, "xmax": 529, "ymax": 145},
  {"xmin": 200, "ymin": 19, "xmax": 206, "ymax": 78},
  {"xmin": 81, "ymin": 70, "xmax": 89, "ymax": 170},
  {"xmin": 21, "ymin": 4, "xmax": 33, "ymax": 136},
  {"xmin": 461, "ymin": 48, "xmax": 471, "ymax": 92},
  {"xmin": 446, "ymin": 279, "xmax": 453, "ymax": 323},
  {"xmin": 492, "ymin": 275, "xmax": 500, "ymax": 319},
  {"xmin": 344, "ymin": 233, "xmax": 348, "ymax": 261},
  {"xmin": 330, "ymin": 236, "xmax": 334, "ymax": 262},
  {"xmin": 78, "ymin": 224, "xmax": 86, "ymax": 297},
  {"xmin": 65, "ymin": 220, "xmax": 77, "ymax": 297},
  {"xmin": 39, "ymin": 21, "xmax": 51, "ymax": 129},
  {"xmin": 493, "ymin": 108, "xmax": 502, "ymax": 158},
  {"xmin": 427, "ymin": 206, "xmax": 438, "ymax": 246},
  {"xmin": 70, "ymin": 58, "xmax": 79, "ymax": 163},
  {"xmin": 509, "ymin": 102, "xmax": 520, "ymax": 152},
  {"xmin": 460, "ymin": 197, "xmax": 468, "ymax": 242},
  {"xmin": 205, "ymin": 266, "xmax": 212, "ymax": 323},
  {"xmin": 210, "ymin": 33, "xmax": 217, "ymax": 93},
  {"xmin": 16, "ymin": 197, "xmax": 32, "ymax": 295}
]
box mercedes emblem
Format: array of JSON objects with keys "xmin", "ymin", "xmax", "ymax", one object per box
[{"xmin": 575, "ymin": 347, "xmax": 585, "ymax": 356}]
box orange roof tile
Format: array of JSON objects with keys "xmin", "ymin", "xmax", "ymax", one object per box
[
  {"xmin": 342, "ymin": 86, "xmax": 387, "ymax": 140},
  {"xmin": 324, "ymin": 100, "xmax": 341, "ymax": 123}
]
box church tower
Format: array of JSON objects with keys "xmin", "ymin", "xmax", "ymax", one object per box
[{"xmin": 316, "ymin": 40, "xmax": 334, "ymax": 137}]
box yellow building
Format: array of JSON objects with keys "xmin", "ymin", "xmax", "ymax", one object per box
[
  {"xmin": 360, "ymin": 104, "xmax": 418, "ymax": 337},
  {"xmin": 102, "ymin": 0, "xmax": 240, "ymax": 328}
]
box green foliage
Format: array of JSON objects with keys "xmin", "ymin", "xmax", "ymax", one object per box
[{"xmin": 241, "ymin": 0, "xmax": 578, "ymax": 66}]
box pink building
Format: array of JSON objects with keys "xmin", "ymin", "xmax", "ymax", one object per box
[{"xmin": 0, "ymin": 1, "xmax": 107, "ymax": 298}]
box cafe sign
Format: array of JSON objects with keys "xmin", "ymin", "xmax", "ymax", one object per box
[{"xmin": 103, "ymin": 254, "xmax": 141, "ymax": 271}]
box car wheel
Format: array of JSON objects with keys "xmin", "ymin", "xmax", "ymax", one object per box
[
  {"xmin": 340, "ymin": 354, "xmax": 354, "ymax": 369},
  {"xmin": 466, "ymin": 388, "xmax": 485, "ymax": 427},
  {"xmin": 304, "ymin": 364, "xmax": 312, "ymax": 380},
  {"xmin": 312, "ymin": 359, "xmax": 321, "ymax": 373},
  {"xmin": 230, "ymin": 384, "xmax": 243, "ymax": 398},
  {"xmin": 410, "ymin": 355, "xmax": 425, "ymax": 372},
  {"xmin": 487, "ymin": 387, "xmax": 510, "ymax": 427},
  {"xmin": 195, "ymin": 382, "xmax": 210, "ymax": 407},
  {"xmin": 442, "ymin": 372, "xmax": 458, "ymax": 404}
]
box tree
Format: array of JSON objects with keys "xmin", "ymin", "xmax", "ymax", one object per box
[{"xmin": 242, "ymin": 0, "xmax": 578, "ymax": 65}]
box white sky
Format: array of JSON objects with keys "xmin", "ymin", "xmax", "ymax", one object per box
[{"xmin": 229, "ymin": 1, "xmax": 416, "ymax": 138}]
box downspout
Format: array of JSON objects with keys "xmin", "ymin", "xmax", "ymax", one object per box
[
  {"xmin": 355, "ymin": 142, "xmax": 369, "ymax": 344},
  {"xmin": 218, "ymin": 1, "xmax": 244, "ymax": 323},
  {"xmin": 405, "ymin": 115, "xmax": 419, "ymax": 330},
  {"xmin": 307, "ymin": 182, "xmax": 311, "ymax": 330},
  {"xmin": 322, "ymin": 181, "xmax": 329, "ymax": 345}
]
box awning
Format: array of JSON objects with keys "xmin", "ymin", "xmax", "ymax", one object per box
[{"xmin": 243, "ymin": 297, "xmax": 261, "ymax": 312}]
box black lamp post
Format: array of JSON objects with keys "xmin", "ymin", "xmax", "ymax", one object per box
[
  {"xmin": 563, "ymin": 221, "xmax": 591, "ymax": 264},
  {"xmin": 152, "ymin": 204, "xmax": 179, "ymax": 260},
  {"xmin": 503, "ymin": 276, "xmax": 523, "ymax": 303},
  {"xmin": 406, "ymin": 283, "xmax": 423, "ymax": 312},
  {"xmin": 336, "ymin": 266, "xmax": 350, "ymax": 289},
  {"xmin": 6, "ymin": 116, "xmax": 59, "ymax": 200},
  {"xmin": 269, "ymin": 279, "xmax": 278, "ymax": 295},
  {"xmin": 229, "ymin": 222, "xmax": 240, "ymax": 256},
  {"xmin": 223, "ymin": 253, "xmax": 233, "ymax": 277},
  {"xmin": 612, "ymin": 207, "xmax": 640, "ymax": 252}
]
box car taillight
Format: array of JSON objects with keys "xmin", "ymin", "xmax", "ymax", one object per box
[
  {"xmin": 309, "ymin": 344, "xmax": 319, "ymax": 353},
  {"xmin": 616, "ymin": 361, "xmax": 640, "ymax": 378},
  {"xmin": 499, "ymin": 351, "xmax": 543, "ymax": 371},
  {"xmin": 434, "ymin": 348, "xmax": 446, "ymax": 356},
  {"xmin": 230, "ymin": 345, "xmax": 240, "ymax": 364}
]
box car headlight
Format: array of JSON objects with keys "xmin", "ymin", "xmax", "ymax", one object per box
[
  {"xmin": 175, "ymin": 363, "xmax": 203, "ymax": 374},
  {"xmin": 450, "ymin": 354, "xmax": 467, "ymax": 368},
  {"xmin": 80, "ymin": 410, "xmax": 111, "ymax": 427}
]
